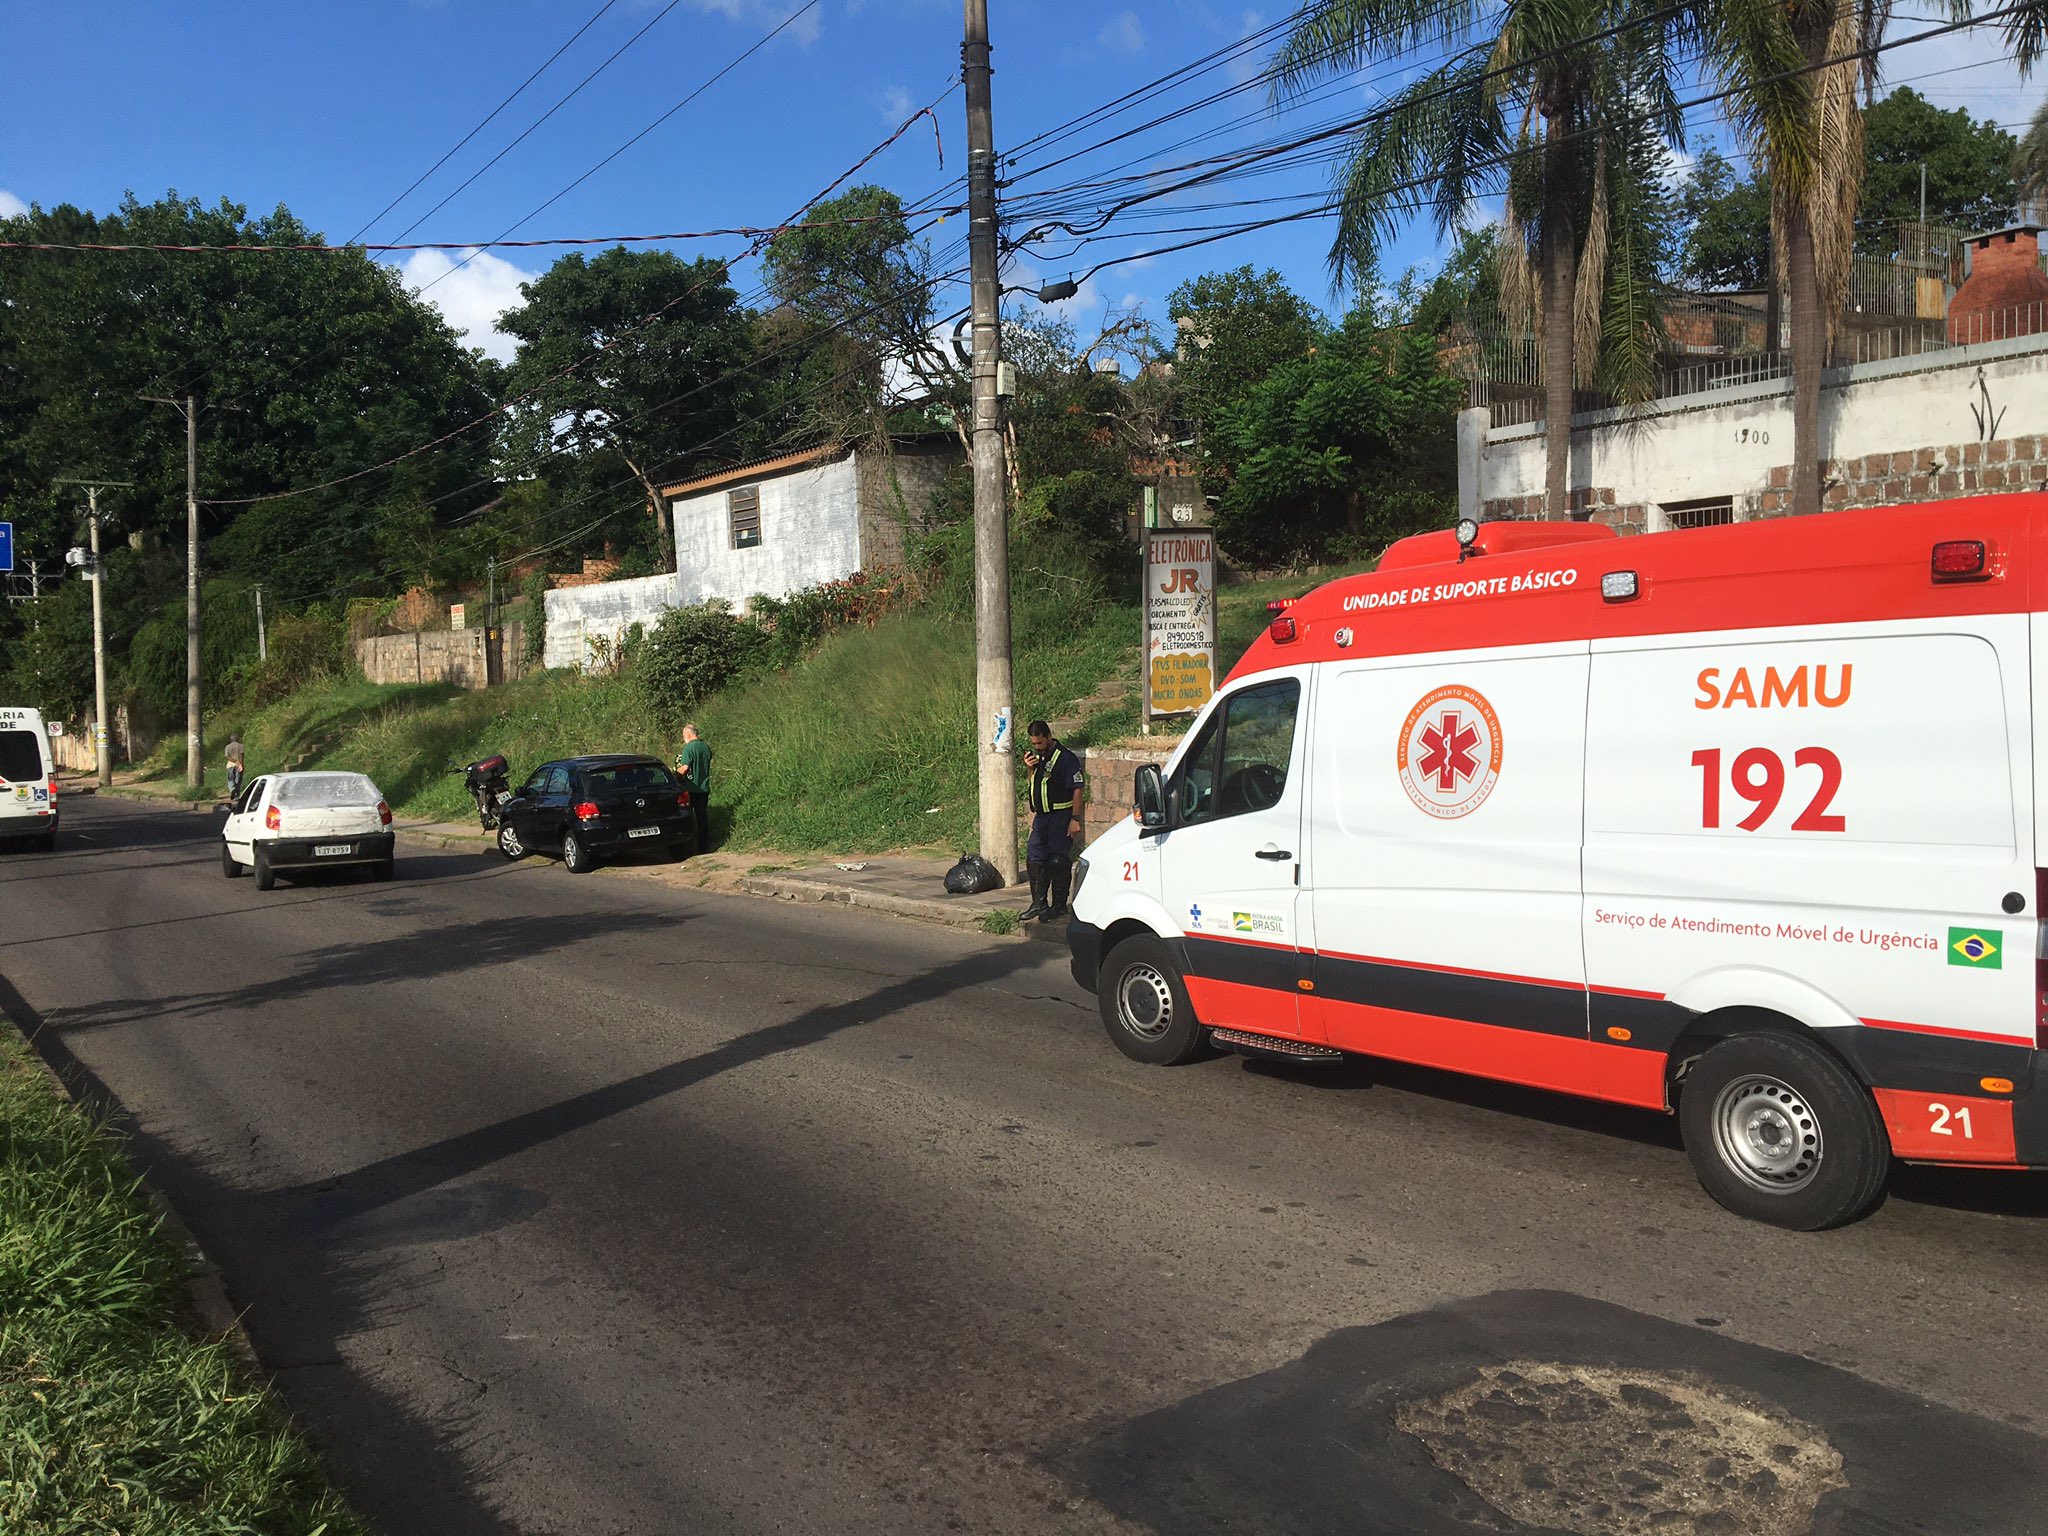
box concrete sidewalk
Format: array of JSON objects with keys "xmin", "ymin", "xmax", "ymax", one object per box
[{"xmin": 739, "ymin": 857, "xmax": 1066, "ymax": 940}]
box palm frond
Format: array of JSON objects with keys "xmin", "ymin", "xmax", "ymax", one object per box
[{"xmin": 1268, "ymin": 0, "xmax": 1485, "ymax": 99}]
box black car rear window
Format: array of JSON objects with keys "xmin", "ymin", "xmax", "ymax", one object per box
[
  {"xmin": 582, "ymin": 762, "xmax": 677, "ymax": 792},
  {"xmin": 0, "ymin": 730, "xmax": 43, "ymax": 783}
]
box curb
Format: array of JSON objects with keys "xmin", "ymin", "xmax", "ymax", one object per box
[
  {"xmin": 1, "ymin": 1015, "xmax": 264, "ymax": 1379},
  {"xmin": 736, "ymin": 873, "xmax": 1010, "ymax": 933}
]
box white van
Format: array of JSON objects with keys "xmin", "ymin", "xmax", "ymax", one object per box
[
  {"xmin": 0, "ymin": 706, "xmax": 59, "ymax": 850},
  {"xmin": 1068, "ymin": 499, "xmax": 2048, "ymax": 1229}
]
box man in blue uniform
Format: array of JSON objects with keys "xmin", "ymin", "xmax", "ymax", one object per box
[{"xmin": 1021, "ymin": 719, "xmax": 1085, "ymax": 923}]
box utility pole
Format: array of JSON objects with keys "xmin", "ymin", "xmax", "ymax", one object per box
[
  {"xmin": 963, "ymin": 0, "xmax": 1018, "ymax": 884},
  {"xmin": 486, "ymin": 556, "xmax": 499, "ymax": 686},
  {"xmin": 56, "ymin": 477, "xmax": 131, "ymax": 788},
  {"xmin": 254, "ymin": 585, "xmax": 267, "ymax": 663},
  {"xmin": 143, "ymin": 393, "xmax": 205, "ymax": 789}
]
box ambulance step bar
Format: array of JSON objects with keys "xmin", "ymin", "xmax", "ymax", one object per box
[{"xmin": 1209, "ymin": 1028, "xmax": 1345, "ymax": 1063}]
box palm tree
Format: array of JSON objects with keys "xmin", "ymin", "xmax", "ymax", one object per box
[
  {"xmin": 2017, "ymin": 96, "xmax": 2048, "ymax": 220},
  {"xmin": 1274, "ymin": 0, "xmax": 1685, "ymax": 520}
]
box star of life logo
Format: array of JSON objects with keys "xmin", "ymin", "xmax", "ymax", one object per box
[{"xmin": 1397, "ymin": 684, "xmax": 1504, "ymax": 819}]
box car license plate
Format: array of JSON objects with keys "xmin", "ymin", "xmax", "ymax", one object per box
[
  {"xmin": 627, "ymin": 825, "xmax": 659, "ymax": 839},
  {"xmin": 313, "ymin": 843, "xmax": 352, "ymax": 856}
]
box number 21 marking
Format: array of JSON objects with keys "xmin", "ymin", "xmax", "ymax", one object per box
[
  {"xmin": 1929, "ymin": 1103, "xmax": 1975, "ymax": 1139},
  {"xmin": 1122, "ymin": 861, "xmax": 1140, "ymax": 882}
]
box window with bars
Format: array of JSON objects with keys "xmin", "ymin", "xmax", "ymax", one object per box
[
  {"xmin": 1660, "ymin": 496, "xmax": 1735, "ymax": 531},
  {"xmin": 728, "ymin": 486, "xmax": 762, "ymax": 548}
]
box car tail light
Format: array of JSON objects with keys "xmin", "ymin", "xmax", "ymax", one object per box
[
  {"xmin": 573, "ymin": 800, "xmax": 601, "ymax": 821},
  {"xmin": 378, "ymin": 800, "xmax": 392, "ymax": 826},
  {"xmin": 265, "ymin": 805, "xmax": 280, "ymax": 831},
  {"xmin": 676, "ymin": 790, "xmax": 691, "ymax": 807},
  {"xmin": 47, "ymin": 777, "xmax": 58, "ymax": 802}
]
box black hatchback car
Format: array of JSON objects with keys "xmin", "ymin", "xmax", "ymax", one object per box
[{"xmin": 495, "ymin": 754, "xmax": 693, "ymax": 873}]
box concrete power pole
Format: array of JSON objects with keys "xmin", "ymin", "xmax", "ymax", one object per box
[
  {"xmin": 183, "ymin": 396, "xmax": 201, "ymax": 789},
  {"xmin": 255, "ymin": 585, "xmax": 267, "ymax": 663},
  {"xmin": 963, "ymin": 0, "xmax": 1018, "ymax": 884},
  {"xmin": 143, "ymin": 393, "xmax": 206, "ymax": 788},
  {"xmin": 87, "ymin": 488, "xmax": 112, "ymax": 787}
]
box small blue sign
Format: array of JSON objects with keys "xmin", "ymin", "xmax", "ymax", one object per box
[{"xmin": 0, "ymin": 523, "xmax": 11, "ymax": 573}]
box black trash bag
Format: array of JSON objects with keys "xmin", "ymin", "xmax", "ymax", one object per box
[{"xmin": 943, "ymin": 851, "xmax": 1005, "ymax": 895}]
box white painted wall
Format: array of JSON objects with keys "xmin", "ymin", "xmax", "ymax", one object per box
[
  {"xmin": 669, "ymin": 453, "xmax": 861, "ymax": 609},
  {"xmin": 543, "ymin": 572, "xmax": 680, "ymax": 672},
  {"xmin": 1479, "ymin": 334, "xmax": 2048, "ymax": 518}
]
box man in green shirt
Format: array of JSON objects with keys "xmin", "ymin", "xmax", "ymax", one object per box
[{"xmin": 676, "ymin": 722, "xmax": 713, "ymax": 855}]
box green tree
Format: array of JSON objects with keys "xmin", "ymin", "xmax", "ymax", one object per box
[
  {"xmin": 1860, "ymin": 87, "xmax": 2018, "ymax": 247},
  {"xmin": 1212, "ymin": 310, "xmax": 1463, "ymax": 563},
  {"xmin": 496, "ymin": 247, "xmax": 757, "ymax": 573},
  {"xmin": 1166, "ymin": 267, "xmax": 1324, "ymax": 457},
  {"xmin": 762, "ymin": 186, "xmax": 961, "ymax": 451},
  {"xmin": 1671, "ymin": 149, "xmax": 1774, "ymax": 290},
  {"xmin": 1275, "ymin": 0, "xmax": 1689, "ymax": 520},
  {"xmin": 0, "ymin": 193, "xmax": 500, "ymax": 605}
]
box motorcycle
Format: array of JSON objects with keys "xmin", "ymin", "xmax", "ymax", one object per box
[{"xmin": 455, "ymin": 754, "xmax": 513, "ymax": 830}]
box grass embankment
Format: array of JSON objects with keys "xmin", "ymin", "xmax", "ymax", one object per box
[
  {"xmin": 146, "ymin": 558, "xmax": 1376, "ymax": 854},
  {"xmin": 0, "ymin": 1034, "xmax": 369, "ymax": 1533},
  {"xmin": 174, "ymin": 595, "xmax": 1142, "ymax": 855}
]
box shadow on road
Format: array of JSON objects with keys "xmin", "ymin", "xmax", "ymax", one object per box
[{"xmin": 3, "ymin": 924, "xmax": 1049, "ymax": 1536}]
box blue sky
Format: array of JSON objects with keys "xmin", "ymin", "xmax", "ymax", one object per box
[{"xmin": 3, "ymin": 1, "xmax": 2040, "ymax": 367}]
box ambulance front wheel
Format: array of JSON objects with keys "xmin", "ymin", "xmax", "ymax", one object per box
[
  {"xmin": 1678, "ymin": 1032, "xmax": 1890, "ymax": 1230},
  {"xmin": 1100, "ymin": 936, "xmax": 1206, "ymax": 1065}
]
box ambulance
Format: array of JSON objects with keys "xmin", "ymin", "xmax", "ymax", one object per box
[
  {"xmin": 1067, "ymin": 498, "xmax": 2048, "ymax": 1229},
  {"xmin": 0, "ymin": 705, "xmax": 59, "ymax": 851}
]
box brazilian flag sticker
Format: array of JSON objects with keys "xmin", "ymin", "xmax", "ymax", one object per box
[{"xmin": 1948, "ymin": 928, "xmax": 2002, "ymax": 968}]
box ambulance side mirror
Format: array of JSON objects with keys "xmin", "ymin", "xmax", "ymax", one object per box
[{"xmin": 1134, "ymin": 765, "xmax": 1169, "ymax": 832}]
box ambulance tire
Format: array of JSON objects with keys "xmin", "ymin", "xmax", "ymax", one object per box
[
  {"xmin": 1099, "ymin": 935, "xmax": 1206, "ymax": 1066},
  {"xmin": 1678, "ymin": 1032, "xmax": 1889, "ymax": 1230}
]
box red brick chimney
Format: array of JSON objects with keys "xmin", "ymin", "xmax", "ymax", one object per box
[{"xmin": 1947, "ymin": 225, "xmax": 2048, "ymax": 344}]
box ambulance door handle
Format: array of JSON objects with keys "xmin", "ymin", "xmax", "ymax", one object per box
[{"xmin": 1255, "ymin": 846, "xmax": 1292, "ymax": 861}]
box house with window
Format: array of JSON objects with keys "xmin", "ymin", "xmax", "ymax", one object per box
[{"xmin": 658, "ymin": 438, "xmax": 957, "ymax": 610}]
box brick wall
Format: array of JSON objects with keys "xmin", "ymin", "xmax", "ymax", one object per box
[{"xmin": 1760, "ymin": 434, "xmax": 2048, "ymax": 514}]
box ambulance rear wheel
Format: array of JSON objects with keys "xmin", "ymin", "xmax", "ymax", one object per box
[
  {"xmin": 1099, "ymin": 936, "xmax": 1205, "ymax": 1065},
  {"xmin": 1678, "ymin": 1032, "xmax": 1889, "ymax": 1230}
]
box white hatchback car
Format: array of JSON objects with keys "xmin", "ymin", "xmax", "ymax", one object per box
[{"xmin": 222, "ymin": 770, "xmax": 395, "ymax": 889}]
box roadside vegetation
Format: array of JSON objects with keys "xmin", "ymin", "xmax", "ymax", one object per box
[{"xmin": 0, "ymin": 1033, "xmax": 369, "ymax": 1534}]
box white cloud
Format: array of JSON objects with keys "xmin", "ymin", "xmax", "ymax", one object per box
[
  {"xmin": 689, "ymin": 0, "xmax": 821, "ymax": 47},
  {"xmin": 880, "ymin": 84, "xmax": 914, "ymax": 124},
  {"xmin": 1098, "ymin": 11, "xmax": 1145, "ymax": 53},
  {"xmin": 0, "ymin": 189, "xmax": 26, "ymax": 219},
  {"xmin": 390, "ymin": 249, "xmax": 538, "ymax": 364}
]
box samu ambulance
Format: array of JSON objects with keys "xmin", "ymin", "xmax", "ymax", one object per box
[{"xmin": 1068, "ymin": 498, "xmax": 2048, "ymax": 1229}]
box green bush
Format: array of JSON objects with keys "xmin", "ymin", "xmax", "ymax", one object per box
[
  {"xmin": 222, "ymin": 604, "xmax": 349, "ymax": 710},
  {"xmin": 749, "ymin": 570, "xmax": 902, "ymax": 670},
  {"xmin": 521, "ymin": 571, "xmax": 550, "ymax": 665},
  {"xmin": 636, "ymin": 600, "xmax": 768, "ymax": 718}
]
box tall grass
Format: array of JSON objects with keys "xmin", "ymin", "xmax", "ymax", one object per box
[
  {"xmin": 194, "ymin": 559, "xmax": 1375, "ymax": 856},
  {"xmin": 0, "ymin": 1035, "xmax": 370, "ymax": 1534}
]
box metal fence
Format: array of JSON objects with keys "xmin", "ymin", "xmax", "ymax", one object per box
[{"xmin": 1463, "ymin": 298, "xmax": 2047, "ymax": 430}]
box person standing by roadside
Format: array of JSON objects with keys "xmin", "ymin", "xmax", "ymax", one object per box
[
  {"xmin": 1020, "ymin": 719, "xmax": 1085, "ymax": 922},
  {"xmin": 676, "ymin": 722, "xmax": 713, "ymax": 855},
  {"xmin": 223, "ymin": 733, "xmax": 246, "ymax": 802}
]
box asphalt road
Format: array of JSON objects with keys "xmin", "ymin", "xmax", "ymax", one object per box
[{"xmin": 4, "ymin": 794, "xmax": 2047, "ymax": 1535}]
